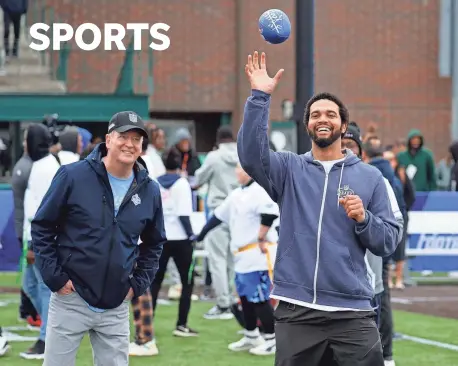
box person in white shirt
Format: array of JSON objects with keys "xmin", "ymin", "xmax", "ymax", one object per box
[
  {"xmin": 57, "ymin": 126, "xmax": 83, "ymax": 165},
  {"xmin": 127, "ymin": 137, "xmax": 159, "ymax": 357},
  {"xmin": 20, "ymin": 124, "xmax": 61, "ymax": 360},
  {"xmin": 140, "ymin": 138, "xmax": 156, "ymax": 180},
  {"xmin": 196, "ymin": 163, "xmax": 279, "ymax": 356},
  {"xmin": 151, "ymin": 146, "xmax": 199, "ymax": 337},
  {"xmin": 146, "ymin": 126, "xmax": 166, "ymax": 177}
]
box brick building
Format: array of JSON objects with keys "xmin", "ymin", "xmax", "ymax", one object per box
[{"xmin": 41, "ymin": 0, "xmax": 450, "ymax": 158}]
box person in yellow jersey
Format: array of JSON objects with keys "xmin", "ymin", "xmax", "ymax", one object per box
[{"xmin": 196, "ymin": 162, "xmax": 279, "ymax": 356}]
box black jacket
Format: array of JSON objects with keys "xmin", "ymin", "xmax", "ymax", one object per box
[{"xmin": 31, "ymin": 143, "xmax": 166, "ymax": 309}]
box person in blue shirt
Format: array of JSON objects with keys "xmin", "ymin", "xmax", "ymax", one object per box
[
  {"xmin": 31, "ymin": 111, "xmax": 166, "ymax": 366},
  {"xmin": 238, "ymin": 51, "xmax": 400, "ymax": 366}
]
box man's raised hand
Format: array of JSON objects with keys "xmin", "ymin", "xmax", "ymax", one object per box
[{"xmin": 245, "ymin": 51, "xmax": 284, "ymax": 95}]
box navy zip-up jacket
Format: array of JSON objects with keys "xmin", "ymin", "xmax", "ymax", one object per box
[{"xmin": 31, "ymin": 143, "xmax": 166, "ymax": 309}]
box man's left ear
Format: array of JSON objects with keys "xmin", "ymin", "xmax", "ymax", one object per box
[{"xmin": 341, "ymin": 123, "xmax": 347, "ymax": 135}]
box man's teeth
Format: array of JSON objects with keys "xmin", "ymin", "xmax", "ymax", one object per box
[{"xmin": 318, "ymin": 127, "xmax": 330, "ymax": 132}]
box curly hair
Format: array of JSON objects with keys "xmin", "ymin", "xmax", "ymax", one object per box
[{"xmin": 303, "ymin": 92, "xmax": 349, "ymax": 127}]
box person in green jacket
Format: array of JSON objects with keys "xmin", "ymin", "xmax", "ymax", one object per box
[{"xmin": 397, "ymin": 129, "xmax": 436, "ymax": 191}]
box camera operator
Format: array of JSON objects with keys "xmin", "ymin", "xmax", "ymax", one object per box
[{"xmin": 42, "ymin": 114, "xmax": 64, "ymax": 155}]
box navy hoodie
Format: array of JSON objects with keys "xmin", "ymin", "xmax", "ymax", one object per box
[
  {"xmin": 31, "ymin": 143, "xmax": 166, "ymax": 309},
  {"xmin": 237, "ymin": 90, "xmax": 400, "ymax": 310}
]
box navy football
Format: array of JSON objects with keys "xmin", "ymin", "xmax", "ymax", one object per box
[{"xmin": 258, "ymin": 9, "xmax": 291, "ymax": 45}]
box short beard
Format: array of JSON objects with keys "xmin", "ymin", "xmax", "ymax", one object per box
[{"xmin": 308, "ymin": 127, "xmax": 342, "ymax": 148}]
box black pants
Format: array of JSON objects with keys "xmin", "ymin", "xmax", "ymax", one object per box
[
  {"xmin": 150, "ymin": 240, "xmax": 194, "ymax": 327},
  {"xmin": 372, "ymin": 292, "xmax": 383, "ymax": 328},
  {"xmin": 380, "ymin": 262, "xmax": 394, "ymax": 360},
  {"xmin": 204, "ymin": 258, "xmax": 212, "ymax": 286},
  {"xmin": 3, "ymin": 11, "xmax": 22, "ymax": 55},
  {"xmin": 240, "ymin": 296, "xmax": 275, "ymax": 334},
  {"xmin": 274, "ymin": 301, "xmax": 384, "ymax": 366}
]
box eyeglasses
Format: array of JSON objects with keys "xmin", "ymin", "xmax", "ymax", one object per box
[{"xmin": 117, "ymin": 134, "xmax": 142, "ymax": 144}]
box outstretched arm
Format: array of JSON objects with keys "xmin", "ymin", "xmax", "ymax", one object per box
[
  {"xmin": 196, "ymin": 215, "xmax": 222, "ymax": 242},
  {"xmin": 237, "ymin": 51, "xmax": 290, "ymax": 202},
  {"xmin": 196, "ymin": 193, "xmax": 233, "ymax": 242}
]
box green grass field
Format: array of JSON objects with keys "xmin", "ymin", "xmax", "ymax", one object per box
[{"xmin": 1, "ymin": 272, "xmax": 458, "ymax": 365}]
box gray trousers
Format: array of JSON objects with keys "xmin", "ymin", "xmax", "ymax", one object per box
[
  {"xmin": 43, "ymin": 291, "xmax": 130, "ymax": 366},
  {"xmin": 204, "ymin": 221, "xmax": 234, "ymax": 308}
]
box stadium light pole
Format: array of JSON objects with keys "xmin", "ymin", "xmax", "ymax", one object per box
[{"xmin": 295, "ymin": 0, "xmax": 314, "ymax": 154}]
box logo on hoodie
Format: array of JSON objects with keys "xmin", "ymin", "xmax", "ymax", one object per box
[
  {"xmin": 131, "ymin": 194, "xmax": 141, "ymax": 206},
  {"xmin": 337, "ymin": 185, "xmax": 354, "ymax": 199}
]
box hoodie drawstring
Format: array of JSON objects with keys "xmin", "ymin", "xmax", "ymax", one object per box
[{"xmin": 337, "ymin": 163, "xmax": 345, "ymax": 208}]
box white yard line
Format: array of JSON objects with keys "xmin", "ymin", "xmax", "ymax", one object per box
[
  {"xmin": 4, "ymin": 330, "xmax": 37, "ymax": 342},
  {"xmin": 399, "ymin": 334, "xmax": 458, "ymax": 352},
  {"xmin": 391, "ymin": 297, "xmax": 412, "ymax": 304},
  {"xmin": 392, "ymin": 296, "xmax": 458, "ymax": 304}
]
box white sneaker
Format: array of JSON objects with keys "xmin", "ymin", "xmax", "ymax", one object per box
[
  {"xmin": 384, "ymin": 360, "xmax": 396, "ymax": 366},
  {"xmin": 129, "ymin": 340, "xmax": 158, "ymax": 356},
  {"xmin": 168, "ymin": 284, "xmax": 182, "ymax": 300},
  {"xmin": 0, "ymin": 336, "xmax": 10, "ymax": 356},
  {"xmin": 228, "ymin": 335, "xmax": 265, "ymax": 352},
  {"xmin": 173, "ymin": 325, "xmax": 199, "ymax": 337},
  {"xmin": 203, "ymin": 305, "xmax": 234, "ymax": 320},
  {"xmin": 168, "ymin": 285, "xmax": 199, "ymax": 301},
  {"xmin": 249, "ymin": 338, "xmax": 276, "ymax": 356},
  {"xmin": 27, "ymin": 324, "xmax": 40, "ymax": 332}
]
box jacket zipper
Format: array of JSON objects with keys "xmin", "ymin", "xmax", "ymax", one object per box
[
  {"xmin": 100, "ymin": 178, "xmax": 149, "ymax": 303},
  {"xmin": 102, "ymin": 196, "xmax": 107, "ymax": 227},
  {"xmin": 312, "ymin": 170, "xmax": 329, "ymax": 304}
]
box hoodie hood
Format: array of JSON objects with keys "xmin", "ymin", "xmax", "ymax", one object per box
[
  {"xmin": 59, "ymin": 126, "xmax": 79, "ymax": 153},
  {"xmin": 172, "ymin": 128, "xmax": 192, "ymax": 146},
  {"xmin": 450, "ymin": 141, "xmax": 458, "ymax": 163},
  {"xmin": 26, "ymin": 124, "xmax": 52, "ymax": 162},
  {"xmin": 407, "ymin": 129, "xmax": 423, "ymax": 150},
  {"xmin": 369, "ymin": 157, "xmax": 395, "ymax": 185},
  {"xmin": 157, "ymin": 173, "xmax": 181, "ymax": 189},
  {"xmin": 78, "ymin": 127, "xmax": 92, "ymax": 151},
  {"xmin": 303, "ymin": 148, "xmax": 361, "ymax": 167},
  {"xmin": 218, "ymin": 142, "xmax": 239, "ymax": 165}
]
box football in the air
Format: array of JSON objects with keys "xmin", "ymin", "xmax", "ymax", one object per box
[{"xmin": 258, "ymin": 9, "xmax": 291, "ymax": 44}]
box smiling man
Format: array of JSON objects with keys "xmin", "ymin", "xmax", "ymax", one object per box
[
  {"xmin": 31, "ymin": 111, "xmax": 166, "ymax": 366},
  {"xmin": 237, "ymin": 51, "xmax": 401, "ymax": 366}
]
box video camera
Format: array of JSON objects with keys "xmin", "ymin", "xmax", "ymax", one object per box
[{"xmin": 42, "ymin": 113, "xmax": 72, "ymax": 145}]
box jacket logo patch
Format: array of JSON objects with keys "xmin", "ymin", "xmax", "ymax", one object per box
[
  {"xmin": 131, "ymin": 194, "xmax": 141, "ymax": 206},
  {"xmin": 337, "ymin": 185, "xmax": 354, "ymax": 199}
]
